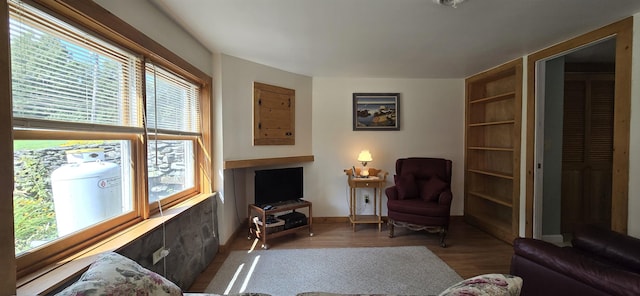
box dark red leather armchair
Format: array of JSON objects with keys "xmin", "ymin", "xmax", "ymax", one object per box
[{"xmin": 385, "ymin": 157, "xmax": 453, "ymax": 247}]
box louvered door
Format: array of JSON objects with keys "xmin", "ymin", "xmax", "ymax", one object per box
[{"xmin": 561, "ymin": 73, "xmax": 614, "ymax": 233}]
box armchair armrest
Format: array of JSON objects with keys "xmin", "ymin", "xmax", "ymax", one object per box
[
  {"xmin": 438, "ymin": 190, "xmax": 452, "ymax": 205},
  {"xmin": 572, "ymin": 225, "xmax": 640, "ymax": 273},
  {"xmin": 513, "ymin": 237, "xmax": 640, "ymax": 296},
  {"xmin": 385, "ymin": 186, "xmax": 399, "ymax": 200}
]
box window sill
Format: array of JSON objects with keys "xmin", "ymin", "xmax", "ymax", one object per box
[{"xmin": 16, "ymin": 193, "xmax": 216, "ymax": 296}]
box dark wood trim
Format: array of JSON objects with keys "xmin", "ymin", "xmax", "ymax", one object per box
[
  {"xmin": 218, "ymin": 220, "xmax": 250, "ymax": 255},
  {"xmin": 0, "ymin": 1, "xmax": 17, "ymax": 294},
  {"xmin": 314, "ymin": 217, "xmax": 351, "ymax": 224},
  {"xmin": 200, "ymin": 79, "xmax": 214, "ymax": 194},
  {"xmin": 611, "ymin": 19, "xmax": 632, "ymax": 233},
  {"xmin": 526, "ymin": 17, "xmax": 632, "ymax": 236}
]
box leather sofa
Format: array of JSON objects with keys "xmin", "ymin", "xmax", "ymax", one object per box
[{"xmin": 510, "ymin": 225, "xmax": 640, "ymax": 296}]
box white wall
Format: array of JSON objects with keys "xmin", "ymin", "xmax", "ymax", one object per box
[
  {"xmin": 214, "ymin": 54, "xmax": 313, "ymax": 244},
  {"xmin": 220, "ymin": 54, "xmax": 313, "ymax": 160},
  {"xmin": 214, "ymin": 71, "xmax": 464, "ymax": 244},
  {"xmin": 541, "ymin": 57, "xmax": 564, "ymax": 237},
  {"xmin": 311, "ymin": 78, "xmax": 465, "ymax": 217},
  {"xmin": 95, "ymin": 0, "xmax": 212, "ymax": 76}
]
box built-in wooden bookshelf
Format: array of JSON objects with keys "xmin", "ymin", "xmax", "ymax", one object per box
[{"xmin": 464, "ymin": 59, "xmax": 523, "ymax": 244}]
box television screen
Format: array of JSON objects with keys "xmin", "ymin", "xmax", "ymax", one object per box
[{"xmin": 254, "ymin": 167, "xmax": 303, "ymax": 206}]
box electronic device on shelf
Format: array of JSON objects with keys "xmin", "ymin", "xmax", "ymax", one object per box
[
  {"xmin": 252, "ymin": 216, "xmax": 285, "ymax": 234},
  {"xmin": 277, "ymin": 211, "xmax": 307, "ymax": 230},
  {"xmin": 253, "ymin": 215, "xmax": 284, "ymax": 226}
]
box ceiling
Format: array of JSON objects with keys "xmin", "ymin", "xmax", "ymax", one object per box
[{"xmin": 151, "ymin": 0, "xmax": 640, "ymax": 78}]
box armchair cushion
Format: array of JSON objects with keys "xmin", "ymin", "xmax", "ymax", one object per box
[
  {"xmin": 419, "ymin": 176, "xmax": 448, "ymax": 202},
  {"xmin": 387, "ymin": 198, "xmax": 450, "ymax": 217},
  {"xmin": 395, "ymin": 174, "xmax": 418, "ymax": 200}
]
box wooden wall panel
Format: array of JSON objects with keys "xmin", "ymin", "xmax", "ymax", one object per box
[{"xmin": 253, "ymin": 82, "xmax": 295, "ymax": 145}]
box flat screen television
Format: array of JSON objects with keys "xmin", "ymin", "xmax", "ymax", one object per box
[{"xmin": 254, "ymin": 167, "xmax": 303, "ymax": 206}]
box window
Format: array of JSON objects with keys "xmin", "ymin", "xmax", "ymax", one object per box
[
  {"xmin": 8, "ymin": 0, "xmax": 210, "ymax": 276},
  {"xmin": 13, "ymin": 138, "xmax": 134, "ymax": 256},
  {"xmin": 146, "ymin": 64, "xmax": 200, "ymax": 204}
]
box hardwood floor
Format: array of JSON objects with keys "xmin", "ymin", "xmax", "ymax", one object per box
[{"xmin": 187, "ymin": 216, "xmax": 514, "ymax": 292}]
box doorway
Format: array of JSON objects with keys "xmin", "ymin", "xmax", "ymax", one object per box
[
  {"xmin": 534, "ymin": 38, "xmax": 616, "ymax": 242},
  {"xmin": 526, "ymin": 18, "xmax": 632, "ymax": 238}
]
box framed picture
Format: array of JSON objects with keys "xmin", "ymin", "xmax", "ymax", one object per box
[{"xmin": 352, "ymin": 93, "xmax": 400, "ymax": 131}]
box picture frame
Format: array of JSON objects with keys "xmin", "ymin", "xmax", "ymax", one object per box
[{"xmin": 352, "ymin": 93, "xmax": 400, "ymax": 131}]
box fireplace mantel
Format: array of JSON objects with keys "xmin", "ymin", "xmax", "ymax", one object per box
[{"xmin": 223, "ymin": 155, "xmax": 314, "ymax": 169}]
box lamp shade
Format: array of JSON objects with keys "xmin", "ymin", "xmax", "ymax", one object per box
[{"xmin": 357, "ymin": 150, "xmax": 373, "ymax": 162}]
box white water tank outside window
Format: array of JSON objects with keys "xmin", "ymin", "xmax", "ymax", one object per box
[{"xmin": 51, "ymin": 149, "xmax": 122, "ymax": 237}]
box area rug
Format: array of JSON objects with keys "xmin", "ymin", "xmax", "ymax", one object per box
[{"xmin": 204, "ymin": 246, "xmax": 462, "ymax": 296}]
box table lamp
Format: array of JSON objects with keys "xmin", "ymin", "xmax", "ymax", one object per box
[{"xmin": 357, "ymin": 150, "xmax": 373, "ymax": 177}]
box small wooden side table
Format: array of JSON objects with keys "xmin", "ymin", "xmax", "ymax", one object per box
[
  {"xmin": 247, "ymin": 200, "xmax": 313, "ymax": 249},
  {"xmin": 344, "ymin": 168, "xmax": 388, "ymax": 231}
]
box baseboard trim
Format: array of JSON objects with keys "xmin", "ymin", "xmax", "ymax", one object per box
[
  {"xmin": 217, "ymin": 216, "xmax": 463, "ymax": 255},
  {"xmin": 215, "ymin": 215, "xmax": 462, "ymax": 262},
  {"xmin": 314, "ymin": 216, "xmax": 349, "ymax": 223},
  {"xmin": 218, "ymin": 215, "xmax": 403, "ymax": 253},
  {"xmin": 218, "ymin": 220, "xmax": 249, "ymax": 254}
]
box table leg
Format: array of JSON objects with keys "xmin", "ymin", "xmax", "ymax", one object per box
[
  {"xmin": 308, "ymin": 203, "xmax": 314, "ymax": 236},
  {"xmin": 247, "ymin": 206, "xmax": 253, "ymax": 239},
  {"xmin": 351, "ymin": 187, "xmax": 356, "ymax": 232},
  {"xmin": 261, "ymin": 210, "xmax": 267, "ymax": 249},
  {"xmin": 375, "ymin": 188, "xmax": 381, "ymax": 232},
  {"xmin": 379, "ymin": 187, "xmax": 383, "ymax": 232},
  {"xmin": 373, "ymin": 189, "xmax": 376, "ymax": 218}
]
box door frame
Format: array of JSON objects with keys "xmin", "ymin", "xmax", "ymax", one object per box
[{"xmin": 525, "ymin": 17, "xmax": 633, "ymax": 237}]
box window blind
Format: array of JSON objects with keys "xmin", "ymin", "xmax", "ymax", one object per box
[
  {"xmin": 145, "ymin": 63, "xmax": 201, "ymax": 135},
  {"xmin": 9, "ymin": 0, "xmax": 142, "ymax": 130}
]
